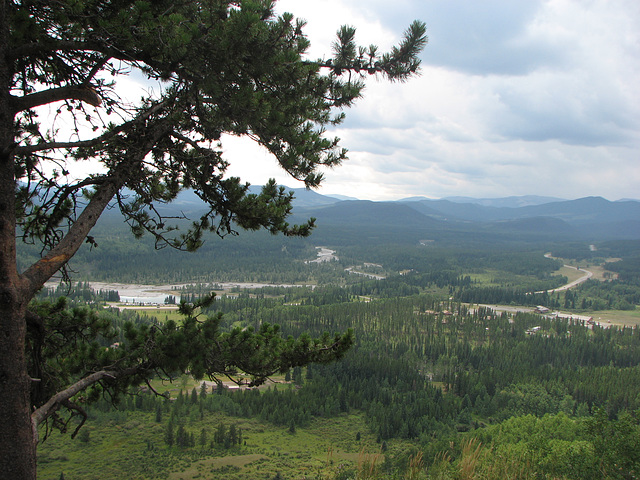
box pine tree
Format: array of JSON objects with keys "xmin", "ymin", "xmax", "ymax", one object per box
[
  {"xmin": 164, "ymin": 420, "xmax": 174, "ymax": 447},
  {"xmin": 199, "ymin": 428, "xmax": 208, "ymax": 448},
  {"xmin": 0, "ymin": 2, "xmax": 426, "ymax": 476},
  {"xmin": 199, "ymin": 382, "xmax": 208, "ymax": 400},
  {"xmin": 176, "ymin": 425, "xmax": 187, "ymax": 448},
  {"xmin": 229, "ymin": 423, "xmax": 238, "ymax": 446},
  {"xmin": 214, "ymin": 422, "xmax": 227, "ymax": 445}
]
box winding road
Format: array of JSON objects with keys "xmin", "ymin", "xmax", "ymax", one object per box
[
  {"xmin": 542, "ymin": 254, "xmax": 593, "ymax": 293},
  {"xmin": 546, "ymin": 265, "xmax": 593, "ymax": 293}
]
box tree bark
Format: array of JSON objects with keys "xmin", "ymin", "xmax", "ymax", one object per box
[
  {"xmin": 0, "ymin": 3, "xmax": 38, "ymax": 478},
  {"xmin": 0, "ymin": 303, "xmax": 35, "ymax": 480},
  {"xmin": 10, "ymin": 84, "xmax": 101, "ymax": 113}
]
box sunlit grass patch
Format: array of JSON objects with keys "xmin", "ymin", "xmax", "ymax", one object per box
[{"xmin": 589, "ymin": 309, "xmax": 640, "ymax": 327}]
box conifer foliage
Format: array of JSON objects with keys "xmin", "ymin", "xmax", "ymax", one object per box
[{"xmin": 0, "ymin": 1, "xmax": 426, "ymax": 477}]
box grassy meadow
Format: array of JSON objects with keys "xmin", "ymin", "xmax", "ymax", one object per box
[{"xmin": 37, "ymin": 407, "xmax": 385, "ymax": 480}]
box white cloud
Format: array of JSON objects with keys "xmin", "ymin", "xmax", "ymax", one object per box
[
  {"xmin": 58, "ymin": 1, "xmax": 640, "ymax": 202},
  {"xmin": 289, "ymin": 0, "xmax": 640, "ymax": 201}
]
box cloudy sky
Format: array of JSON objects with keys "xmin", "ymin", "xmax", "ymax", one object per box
[{"xmin": 223, "ymin": 0, "xmax": 640, "ymax": 202}]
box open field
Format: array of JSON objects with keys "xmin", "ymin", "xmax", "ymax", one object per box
[
  {"xmin": 589, "ymin": 309, "xmax": 640, "ymax": 327},
  {"xmin": 122, "ymin": 307, "xmax": 184, "ymax": 323},
  {"xmin": 170, "ymin": 414, "xmax": 382, "ymax": 480},
  {"xmin": 554, "ymin": 257, "xmax": 620, "ymax": 281},
  {"xmin": 37, "ymin": 409, "xmax": 384, "ymax": 480},
  {"xmin": 553, "ymin": 264, "xmax": 587, "ymax": 283}
]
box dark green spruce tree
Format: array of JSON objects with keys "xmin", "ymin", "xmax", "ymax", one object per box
[{"xmin": 0, "ymin": 1, "xmax": 426, "ymax": 478}]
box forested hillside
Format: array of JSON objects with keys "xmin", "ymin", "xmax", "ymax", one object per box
[{"xmin": 21, "ymin": 193, "xmax": 639, "ymax": 283}]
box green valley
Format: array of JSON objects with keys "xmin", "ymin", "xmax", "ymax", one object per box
[{"xmin": 34, "ymin": 218, "xmax": 640, "ymax": 479}]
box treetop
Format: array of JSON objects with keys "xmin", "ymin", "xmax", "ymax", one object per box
[{"xmin": 10, "ymin": 0, "xmax": 427, "ymax": 260}]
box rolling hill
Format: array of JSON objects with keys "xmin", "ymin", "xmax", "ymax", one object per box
[{"xmin": 98, "ymin": 187, "xmax": 640, "ymax": 247}]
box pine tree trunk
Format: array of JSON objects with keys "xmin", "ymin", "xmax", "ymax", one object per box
[
  {"xmin": 0, "ymin": 111, "xmax": 37, "ymax": 480},
  {"xmin": 0, "ymin": 77, "xmax": 37, "ymax": 480},
  {"xmin": 0, "ymin": 4, "xmax": 37, "ymax": 476},
  {"xmin": 0, "ymin": 303, "xmax": 36, "ymax": 480}
]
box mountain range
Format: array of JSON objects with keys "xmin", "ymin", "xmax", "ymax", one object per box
[
  {"xmin": 286, "ymin": 189, "xmax": 640, "ymax": 245},
  {"xmin": 105, "ymin": 187, "xmax": 640, "ymax": 246}
]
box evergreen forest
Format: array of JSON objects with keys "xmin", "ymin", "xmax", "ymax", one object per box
[{"xmin": 32, "ymin": 219, "xmax": 640, "ymax": 480}]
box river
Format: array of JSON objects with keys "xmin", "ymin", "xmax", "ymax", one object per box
[{"xmin": 45, "ymin": 280, "xmax": 304, "ymax": 305}]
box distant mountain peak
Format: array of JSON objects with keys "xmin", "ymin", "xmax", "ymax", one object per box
[
  {"xmin": 398, "ymin": 195, "xmax": 437, "ymax": 202},
  {"xmin": 321, "ymin": 193, "xmax": 359, "ymax": 201},
  {"xmin": 441, "ymin": 195, "xmax": 565, "ymax": 208}
]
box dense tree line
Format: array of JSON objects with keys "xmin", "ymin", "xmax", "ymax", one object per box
[
  {"xmin": 20, "ymin": 219, "xmax": 576, "ymax": 287},
  {"xmin": 454, "ymin": 278, "xmax": 639, "ymax": 312},
  {"xmin": 551, "ymin": 239, "xmax": 640, "ymax": 263},
  {"xmin": 454, "ymin": 285, "xmax": 563, "ymax": 306},
  {"xmin": 605, "ymin": 256, "xmax": 640, "ymax": 283},
  {"xmin": 70, "ymin": 287, "xmax": 640, "ymax": 479},
  {"xmin": 569, "ymin": 279, "xmax": 640, "ymax": 310},
  {"xmin": 39, "ymin": 282, "xmax": 120, "ymax": 303},
  {"xmin": 18, "ymin": 223, "xmax": 325, "ymax": 284}
]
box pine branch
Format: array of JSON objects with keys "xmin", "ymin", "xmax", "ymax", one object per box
[
  {"xmin": 19, "ymin": 122, "xmax": 171, "ymax": 299},
  {"xmin": 11, "ymin": 85, "xmax": 101, "ymax": 114},
  {"xmin": 15, "ymin": 99, "xmax": 169, "ymax": 155},
  {"xmin": 31, "ymin": 370, "xmax": 116, "ymax": 441}
]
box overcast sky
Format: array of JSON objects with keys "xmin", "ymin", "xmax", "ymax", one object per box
[{"xmin": 222, "ymin": 0, "xmax": 640, "ymax": 202}]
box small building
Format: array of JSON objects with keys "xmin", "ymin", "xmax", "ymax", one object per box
[{"xmin": 526, "ymin": 326, "xmax": 542, "ymax": 335}]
